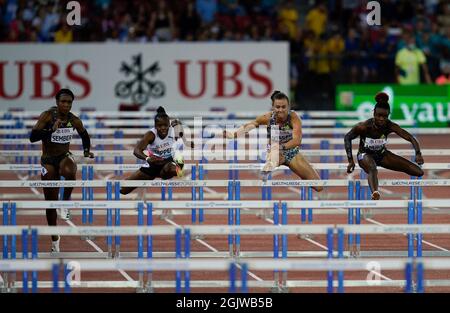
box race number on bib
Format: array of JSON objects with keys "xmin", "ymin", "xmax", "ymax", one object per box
[
  {"xmin": 364, "ymin": 138, "xmax": 387, "ymax": 151},
  {"xmin": 51, "ymin": 128, "xmax": 74, "ymax": 144}
]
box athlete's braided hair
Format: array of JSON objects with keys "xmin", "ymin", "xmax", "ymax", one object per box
[
  {"xmin": 374, "ymin": 92, "xmax": 390, "ymax": 112},
  {"xmin": 155, "ymin": 106, "xmax": 169, "ymax": 123}
]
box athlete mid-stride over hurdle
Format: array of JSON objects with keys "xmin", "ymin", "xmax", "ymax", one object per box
[
  {"xmin": 344, "ymin": 92, "xmax": 424, "ymax": 200},
  {"xmin": 224, "ymin": 90, "xmax": 323, "ymax": 192},
  {"xmin": 30, "ymin": 88, "xmax": 94, "ymax": 253},
  {"xmin": 119, "ymin": 106, "xmax": 193, "ymax": 195}
]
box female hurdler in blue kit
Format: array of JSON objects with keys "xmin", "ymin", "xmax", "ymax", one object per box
[
  {"xmin": 344, "ymin": 92, "xmax": 424, "ymax": 200},
  {"xmin": 225, "ymin": 90, "xmax": 323, "ymax": 192}
]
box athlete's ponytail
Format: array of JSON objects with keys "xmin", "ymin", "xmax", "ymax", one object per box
[
  {"xmin": 270, "ymin": 90, "xmax": 290, "ymax": 105},
  {"xmin": 374, "ymin": 92, "xmax": 390, "ymax": 111},
  {"xmin": 155, "ymin": 106, "xmax": 169, "ymax": 123}
]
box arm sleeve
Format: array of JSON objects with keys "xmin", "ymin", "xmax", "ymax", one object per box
[
  {"xmin": 344, "ymin": 134, "xmax": 353, "ymax": 160},
  {"xmin": 79, "ymin": 129, "xmax": 91, "ymax": 152},
  {"xmin": 30, "ymin": 129, "xmax": 51, "ymax": 143}
]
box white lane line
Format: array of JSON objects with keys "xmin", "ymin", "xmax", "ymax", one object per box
[
  {"xmin": 369, "ymin": 270, "xmax": 392, "ymax": 281},
  {"xmin": 163, "ymin": 218, "xmax": 219, "ymax": 253},
  {"xmin": 65, "ymin": 220, "xmax": 103, "ymax": 253},
  {"xmin": 163, "ymin": 210, "xmax": 263, "ymax": 281},
  {"xmin": 379, "ymin": 187, "xmax": 393, "ymax": 195},
  {"xmin": 196, "ymin": 238, "xmax": 219, "ymax": 253},
  {"xmin": 16, "ymin": 173, "xmax": 134, "ymax": 282},
  {"xmin": 366, "ymin": 218, "xmax": 449, "ymax": 252},
  {"xmin": 304, "ymin": 238, "xmax": 328, "ymax": 250},
  {"xmin": 64, "ymin": 216, "xmax": 135, "ymax": 282},
  {"xmin": 346, "ymin": 173, "xmax": 448, "ymax": 250},
  {"xmin": 18, "ymin": 173, "xmax": 43, "ymax": 197},
  {"xmin": 281, "ymin": 181, "xmax": 393, "ymax": 281},
  {"xmin": 265, "ymin": 218, "xmax": 329, "ymax": 251}
]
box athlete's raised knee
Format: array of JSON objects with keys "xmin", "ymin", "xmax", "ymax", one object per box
[
  {"xmin": 60, "ymin": 167, "xmax": 76, "ymax": 180},
  {"xmin": 368, "ymin": 166, "xmax": 378, "ymax": 175},
  {"xmin": 160, "ymin": 164, "xmax": 177, "ymax": 179},
  {"xmin": 413, "ymin": 167, "xmax": 424, "ymax": 177}
]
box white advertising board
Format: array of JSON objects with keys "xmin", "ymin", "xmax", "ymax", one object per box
[{"xmin": 0, "ymin": 43, "xmax": 289, "ymax": 112}]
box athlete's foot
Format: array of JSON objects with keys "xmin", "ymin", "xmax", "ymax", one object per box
[
  {"xmin": 175, "ymin": 164, "xmax": 184, "ymax": 178},
  {"xmin": 261, "ymin": 162, "xmax": 275, "ymax": 181},
  {"xmin": 51, "ymin": 236, "xmax": 60, "ymax": 253},
  {"xmin": 58, "ymin": 208, "xmax": 71, "ymax": 220},
  {"xmin": 371, "ymin": 191, "xmax": 380, "ymax": 200}
]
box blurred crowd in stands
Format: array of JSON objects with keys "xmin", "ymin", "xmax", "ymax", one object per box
[{"xmin": 1, "ymin": 0, "xmax": 449, "ymax": 109}]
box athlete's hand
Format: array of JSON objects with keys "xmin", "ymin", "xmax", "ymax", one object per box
[
  {"xmin": 170, "ymin": 119, "xmax": 181, "ymax": 127},
  {"xmin": 52, "ymin": 119, "xmax": 62, "ymax": 131},
  {"xmin": 223, "ymin": 130, "xmax": 236, "ymax": 140},
  {"xmin": 347, "ymin": 160, "xmax": 355, "ymax": 173},
  {"xmin": 84, "ymin": 151, "xmax": 94, "ymax": 158},
  {"xmin": 415, "ymin": 153, "xmax": 424, "ymax": 165},
  {"xmin": 146, "ymin": 154, "xmax": 163, "ymax": 164},
  {"xmin": 171, "ymin": 119, "xmax": 184, "ymax": 138}
]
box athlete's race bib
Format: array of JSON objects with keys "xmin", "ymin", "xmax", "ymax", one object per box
[
  {"xmin": 364, "ymin": 137, "xmax": 387, "ymax": 151},
  {"xmin": 51, "ymin": 127, "xmax": 74, "ymax": 144}
]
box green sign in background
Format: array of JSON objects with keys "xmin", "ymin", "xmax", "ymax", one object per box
[{"xmin": 336, "ymin": 84, "xmax": 450, "ymax": 127}]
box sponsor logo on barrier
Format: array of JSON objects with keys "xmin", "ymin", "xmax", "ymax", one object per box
[
  {"xmin": 78, "ymin": 229, "xmax": 115, "ymax": 236},
  {"xmin": 115, "ymin": 165, "xmax": 141, "ymax": 170},
  {"xmin": 391, "ymin": 180, "xmax": 450, "ymax": 186},
  {"xmin": 183, "ymin": 201, "xmax": 244, "ymax": 208},
  {"xmin": 140, "ymin": 181, "xmax": 206, "ymax": 187},
  {"xmin": 28, "ymin": 181, "xmax": 80, "ymax": 188},
  {"xmin": 48, "ymin": 202, "xmax": 109, "ymax": 208},
  {"xmin": 270, "ymin": 181, "xmax": 322, "ymax": 186},
  {"xmin": 9, "ymin": 165, "xmax": 41, "ymax": 170},
  {"xmin": 319, "ymin": 201, "xmax": 377, "ymax": 208}
]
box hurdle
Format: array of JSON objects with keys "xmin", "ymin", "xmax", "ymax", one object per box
[
  {"xmin": 1, "ymin": 175, "xmax": 449, "ymax": 270},
  {"xmin": 2, "ymin": 224, "xmax": 450, "ymax": 293},
  {"xmin": 0, "ymin": 118, "xmax": 416, "ymax": 129}
]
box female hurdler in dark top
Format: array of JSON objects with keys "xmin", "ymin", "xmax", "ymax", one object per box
[
  {"xmin": 29, "ymin": 88, "xmax": 94, "ymax": 252},
  {"xmin": 344, "ymin": 92, "xmax": 424, "ymax": 200}
]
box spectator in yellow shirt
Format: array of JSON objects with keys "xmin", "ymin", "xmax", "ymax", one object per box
[
  {"xmin": 305, "ymin": 3, "xmax": 327, "ymax": 37},
  {"xmin": 278, "ymin": 0, "xmax": 299, "ymax": 39},
  {"xmin": 395, "ymin": 32, "xmax": 431, "ymax": 84},
  {"xmin": 327, "ymin": 31, "xmax": 345, "ymax": 73},
  {"xmin": 54, "ymin": 23, "xmax": 73, "ymax": 43}
]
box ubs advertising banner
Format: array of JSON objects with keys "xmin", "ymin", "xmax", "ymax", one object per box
[
  {"xmin": 0, "ymin": 43, "xmax": 288, "ymax": 112},
  {"xmin": 336, "ymin": 84, "xmax": 450, "ymax": 127}
]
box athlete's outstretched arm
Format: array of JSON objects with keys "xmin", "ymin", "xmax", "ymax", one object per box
[
  {"xmin": 171, "ymin": 119, "xmax": 194, "ymax": 148},
  {"xmin": 73, "ymin": 116, "xmax": 94, "ymax": 158},
  {"xmin": 344, "ymin": 123, "xmax": 364, "ymax": 173},
  {"xmin": 134, "ymin": 131, "xmax": 158, "ymax": 162},
  {"xmin": 29, "ymin": 111, "xmax": 52, "ymax": 142},
  {"xmin": 281, "ymin": 112, "xmax": 302, "ymax": 149},
  {"xmin": 390, "ymin": 123, "xmax": 424, "ymax": 165},
  {"xmin": 224, "ymin": 113, "xmax": 270, "ymax": 139}
]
